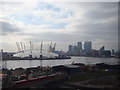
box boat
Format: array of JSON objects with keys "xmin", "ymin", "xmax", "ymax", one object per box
[{"xmin": 12, "ymin": 72, "xmax": 65, "ymax": 88}]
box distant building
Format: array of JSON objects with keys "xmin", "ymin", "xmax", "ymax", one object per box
[
  {"xmin": 67, "ymin": 42, "xmax": 82, "ymax": 56},
  {"xmin": 84, "ymin": 41, "xmax": 92, "ymax": 53},
  {"xmin": 99, "ymin": 46, "xmax": 105, "ymax": 52},
  {"xmin": 68, "ymin": 45, "xmax": 73, "ymax": 55},
  {"xmin": 91, "ymin": 50, "xmax": 99, "ymax": 57},
  {"xmin": 52, "ymin": 65, "xmax": 80, "ymax": 74},
  {"xmin": 1, "ymin": 50, "xmax": 15, "ymax": 60},
  {"xmin": 98, "ymin": 46, "xmax": 111, "ymax": 57},
  {"xmin": 69, "ymin": 45, "xmax": 73, "ymax": 52},
  {"xmin": 100, "ymin": 50, "xmax": 111, "ymax": 57},
  {"xmin": 0, "ymin": 49, "xmax": 3, "ymax": 60},
  {"xmin": 77, "ymin": 42, "xmax": 82, "ymax": 55},
  {"xmin": 77, "ymin": 42, "xmax": 82, "ymax": 50},
  {"xmin": 73, "ymin": 45, "xmax": 78, "ymax": 55},
  {"xmin": 67, "ymin": 41, "xmax": 112, "ymax": 57},
  {"xmin": 98, "ymin": 46, "xmax": 105, "ymax": 57},
  {"xmin": 112, "ymin": 49, "xmax": 115, "ymax": 55}
]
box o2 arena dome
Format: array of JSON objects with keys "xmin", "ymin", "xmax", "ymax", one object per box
[
  {"xmin": 13, "ymin": 50, "xmax": 58, "ymax": 59},
  {"xmin": 13, "ymin": 42, "xmax": 58, "ymax": 59}
]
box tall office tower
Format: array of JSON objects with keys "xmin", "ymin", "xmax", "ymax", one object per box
[
  {"xmin": 68, "ymin": 45, "xmax": 73, "ymax": 55},
  {"xmin": 77, "ymin": 42, "xmax": 82, "ymax": 50},
  {"xmin": 77, "ymin": 42, "xmax": 82, "ymax": 55},
  {"xmin": 84, "ymin": 41, "xmax": 92, "ymax": 52},
  {"xmin": 73, "ymin": 45, "xmax": 78, "ymax": 55},
  {"xmin": 69, "ymin": 45, "xmax": 73, "ymax": 52}
]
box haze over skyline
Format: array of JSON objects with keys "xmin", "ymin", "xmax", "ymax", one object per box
[{"xmin": 0, "ymin": 1, "xmax": 118, "ymax": 52}]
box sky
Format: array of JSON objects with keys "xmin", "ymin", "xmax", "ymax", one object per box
[{"xmin": 0, "ymin": 1, "xmax": 119, "ymax": 52}]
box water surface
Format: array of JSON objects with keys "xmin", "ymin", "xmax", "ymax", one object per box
[{"xmin": 1, "ymin": 57, "xmax": 119, "ymax": 69}]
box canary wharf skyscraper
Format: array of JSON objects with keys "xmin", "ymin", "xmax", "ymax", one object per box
[
  {"xmin": 77, "ymin": 42, "xmax": 82, "ymax": 50},
  {"xmin": 84, "ymin": 41, "xmax": 92, "ymax": 52}
]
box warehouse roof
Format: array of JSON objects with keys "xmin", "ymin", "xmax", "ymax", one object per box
[{"xmin": 62, "ymin": 64, "xmax": 79, "ymax": 68}]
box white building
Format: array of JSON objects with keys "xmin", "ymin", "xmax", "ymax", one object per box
[{"xmin": 13, "ymin": 49, "xmax": 58, "ymax": 59}]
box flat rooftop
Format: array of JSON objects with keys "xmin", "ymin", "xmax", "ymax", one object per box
[{"xmin": 62, "ymin": 64, "xmax": 80, "ymax": 68}]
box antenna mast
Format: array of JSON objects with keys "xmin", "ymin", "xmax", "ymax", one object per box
[
  {"xmin": 49, "ymin": 42, "xmax": 52, "ymax": 52},
  {"xmin": 30, "ymin": 41, "xmax": 32, "ymax": 53},
  {"xmin": 16, "ymin": 42, "xmax": 20, "ymax": 52},
  {"xmin": 24, "ymin": 43, "xmax": 26, "ymax": 51},
  {"xmin": 40, "ymin": 41, "xmax": 43, "ymax": 54},
  {"xmin": 40, "ymin": 42, "xmax": 43, "ymax": 67},
  {"xmin": 20, "ymin": 42, "xmax": 24, "ymax": 52}
]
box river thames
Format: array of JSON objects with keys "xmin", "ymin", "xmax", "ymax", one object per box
[{"xmin": 1, "ymin": 56, "xmax": 119, "ymax": 69}]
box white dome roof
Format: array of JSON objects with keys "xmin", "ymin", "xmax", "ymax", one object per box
[{"xmin": 13, "ymin": 49, "xmax": 58, "ymax": 58}]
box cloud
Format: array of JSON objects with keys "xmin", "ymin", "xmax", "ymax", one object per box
[
  {"xmin": 0, "ymin": 21, "xmax": 21, "ymax": 35},
  {"xmin": 1, "ymin": 2, "xmax": 118, "ymax": 51}
]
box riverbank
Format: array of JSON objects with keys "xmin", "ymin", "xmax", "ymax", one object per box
[
  {"xmin": 60, "ymin": 71, "xmax": 119, "ymax": 89},
  {"xmin": 1, "ymin": 62, "xmax": 120, "ymax": 89},
  {"xmin": 49, "ymin": 63, "xmax": 120, "ymax": 89}
]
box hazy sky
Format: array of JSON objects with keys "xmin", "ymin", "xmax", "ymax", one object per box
[{"xmin": 0, "ymin": 1, "xmax": 118, "ymax": 52}]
